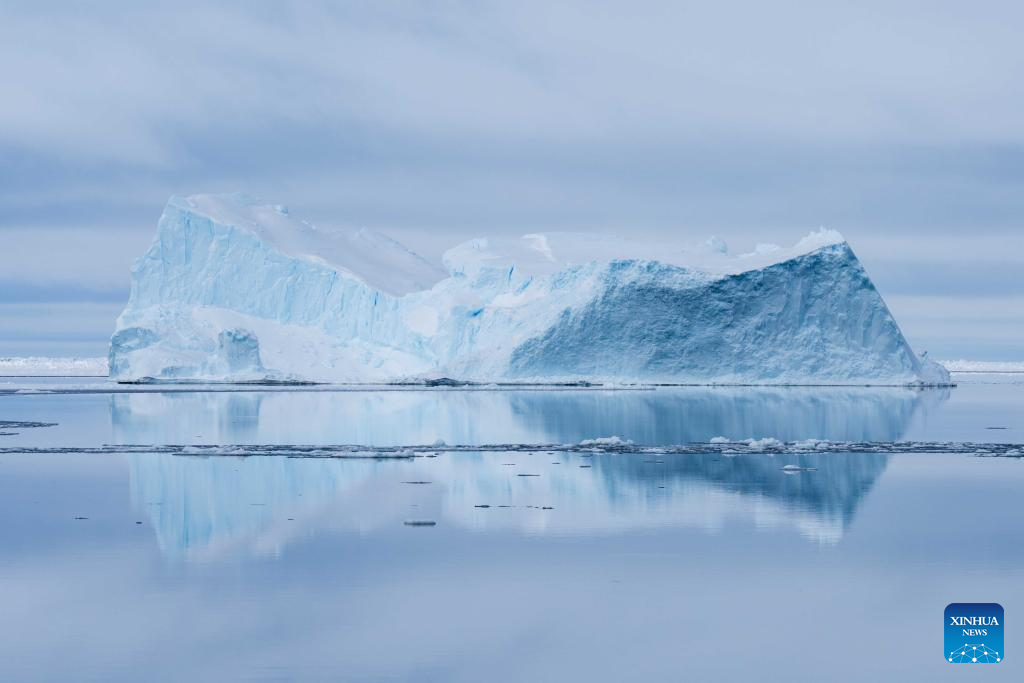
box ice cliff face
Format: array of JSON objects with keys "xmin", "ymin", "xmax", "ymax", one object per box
[{"xmin": 110, "ymin": 194, "xmax": 949, "ymax": 385}]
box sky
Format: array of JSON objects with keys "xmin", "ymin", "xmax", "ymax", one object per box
[{"xmin": 1, "ymin": 0, "xmax": 1022, "ymax": 359}]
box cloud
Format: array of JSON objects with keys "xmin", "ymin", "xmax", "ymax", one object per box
[
  {"xmin": 0, "ymin": 302, "xmax": 124, "ymax": 356},
  {"xmin": 3, "ymin": 1, "xmax": 1024, "ymax": 175},
  {"xmin": 4, "ymin": 1, "xmax": 1024, "ymax": 163},
  {"xmin": 0, "ymin": 1, "xmax": 1021, "ymax": 357}
]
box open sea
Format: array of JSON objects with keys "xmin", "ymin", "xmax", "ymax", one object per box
[{"xmin": 1, "ymin": 373, "xmax": 1022, "ymax": 681}]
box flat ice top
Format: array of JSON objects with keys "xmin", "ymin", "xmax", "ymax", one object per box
[
  {"xmin": 442, "ymin": 229, "xmax": 846, "ymax": 280},
  {"xmin": 171, "ymin": 194, "xmax": 845, "ymax": 295},
  {"xmin": 170, "ymin": 194, "xmax": 448, "ymax": 296}
]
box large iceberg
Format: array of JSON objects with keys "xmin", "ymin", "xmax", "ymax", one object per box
[{"xmin": 110, "ymin": 194, "xmax": 949, "ymax": 385}]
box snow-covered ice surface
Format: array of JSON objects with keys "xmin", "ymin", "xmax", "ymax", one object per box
[
  {"xmin": 109, "ymin": 193, "xmax": 949, "ymax": 385},
  {"xmin": 0, "ymin": 356, "xmax": 107, "ymax": 376}
]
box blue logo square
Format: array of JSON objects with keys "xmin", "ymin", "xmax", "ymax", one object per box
[{"xmin": 945, "ymin": 603, "xmax": 1003, "ymax": 663}]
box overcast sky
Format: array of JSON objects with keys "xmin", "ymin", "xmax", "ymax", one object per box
[{"xmin": 1, "ymin": 1, "xmax": 1022, "ymax": 359}]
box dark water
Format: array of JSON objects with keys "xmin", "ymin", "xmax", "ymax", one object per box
[{"xmin": 1, "ymin": 377, "xmax": 1022, "ymax": 681}]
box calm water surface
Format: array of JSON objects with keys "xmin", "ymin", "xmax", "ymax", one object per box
[{"xmin": 1, "ymin": 376, "xmax": 1022, "ymax": 681}]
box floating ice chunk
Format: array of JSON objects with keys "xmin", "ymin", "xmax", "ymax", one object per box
[
  {"xmin": 742, "ymin": 437, "xmax": 784, "ymax": 449},
  {"xmin": 793, "ymin": 439, "xmax": 833, "ymax": 450},
  {"xmin": 709, "ymin": 436, "xmax": 731, "ymax": 444},
  {"xmin": 579, "ymin": 436, "xmax": 634, "ymax": 447}
]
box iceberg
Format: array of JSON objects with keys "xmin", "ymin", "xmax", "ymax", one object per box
[{"xmin": 109, "ymin": 193, "xmax": 949, "ymax": 385}]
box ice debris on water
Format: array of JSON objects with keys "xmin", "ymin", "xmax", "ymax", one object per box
[
  {"xmin": 4, "ymin": 440, "xmax": 1024, "ymax": 457},
  {"xmin": 0, "ymin": 420, "xmax": 58, "ymax": 429},
  {"xmin": 792, "ymin": 439, "xmax": 833, "ymax": 450},
  {"xmin": 180, "ymin": 445, "xmax": 249, "ymax": 455},
  {"xmin": 579, "ymin": 436, "xmax": 634, "ymax": 447},
  {"xmin": 741, "ymin": 437, "xmax": 783, "ymax": 449}
]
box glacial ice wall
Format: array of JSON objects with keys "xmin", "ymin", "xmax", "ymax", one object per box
[{"xmin": 110, "ymin": 194, "xmax": 949, "ymax": 385}]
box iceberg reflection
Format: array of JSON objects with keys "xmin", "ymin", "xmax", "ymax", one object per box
[
  {"xmin": 117, "ymin": 387, "xmax": 945, "ymax": 557},
  {"xmin": 111, "ymin": 386, "xmax": 948, "ymax": 446},
  {"xmin": 128, "ymin": 449, "xmax": 886, "ymax": 557}
]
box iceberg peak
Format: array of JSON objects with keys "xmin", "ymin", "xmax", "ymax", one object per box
[{"xmin": 160, "ymin": 193, "xmax": 446, "ymax": 296}]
